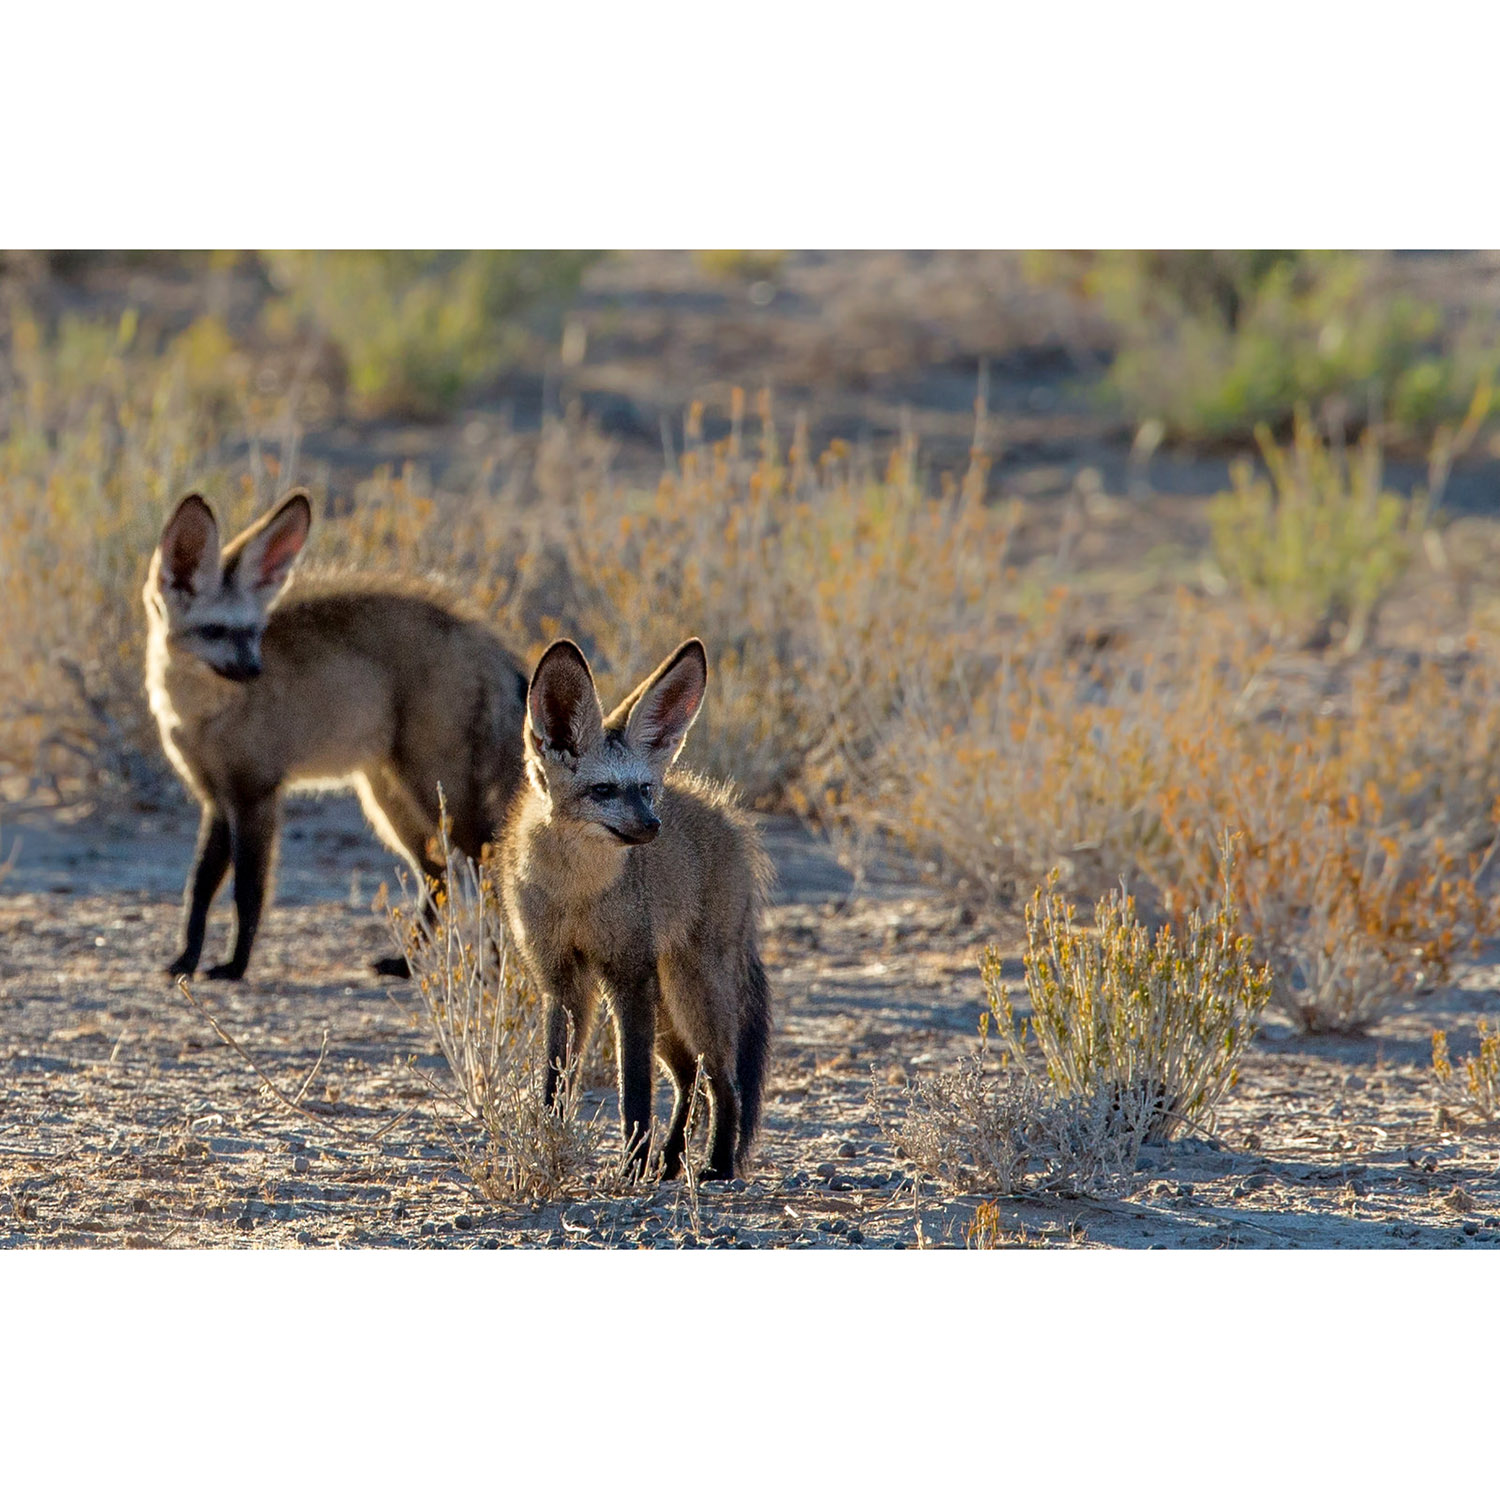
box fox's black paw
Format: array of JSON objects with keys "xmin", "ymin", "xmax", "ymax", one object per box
[
  {"xmin": 205, "ymin": 961, "xmax": 247, "ymax": 982},
  {"xmin": 373, "ymin": 954, "xmax": 412, "ymax": 979},
  {"xmin": 166, "ymin": 954, "xmax": 198, "ymax": 979}
]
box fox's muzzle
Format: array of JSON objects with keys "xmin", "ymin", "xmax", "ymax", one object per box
[
  {"xmin": 214, "ymin": 655, "xmax": 263, "ymax": 683},
  {"xmin": 609, "ymin": 819, "xmax": 660, "ymax": 846},
  {"xmin": 606, "ymin": 786, "xmax": 660, "ymax": 845}
]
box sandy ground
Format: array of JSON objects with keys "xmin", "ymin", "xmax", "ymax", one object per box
[{"xmin": 2, "ymin": 792, "xmax": 1498, "ymax": 1250}]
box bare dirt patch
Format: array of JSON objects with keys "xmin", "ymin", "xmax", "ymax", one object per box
[{"xmin": 3, "ymin": 794, "xmax": 1497, "ymax": 1249}]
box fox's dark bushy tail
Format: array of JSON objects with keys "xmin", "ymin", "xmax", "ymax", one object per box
[{"xmin": 735, "ymin": 951, "xmax": 772, "ymax": 1171}]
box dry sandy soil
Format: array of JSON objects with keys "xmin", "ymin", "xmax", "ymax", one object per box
[{"xmin": 2, "ymin": 792, "xmax": 1498, "ymax": 1251}]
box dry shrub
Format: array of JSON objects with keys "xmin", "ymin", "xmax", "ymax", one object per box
[
  {"xmin": 840, "ymin": 593, "xmax": 1246, "ymax": 900},
  {"xmin": 1152, "ymin": 655, "xmax": 1500, "ymax": 1034},
  {"xmin": 534, "ymin": 391, "xmax": 1012, "ymax": 805},
  {"xmin": 391, "ymin": 824, "xmax": 605, "ymax": 1200},
  {"xmin": 986, "ymin": 870, "xmax": 1270, "ymax": 1143},
  {"xmin": 1432, "ymin": 1023, "xmax": 1500, "ymax": 1127},
  {"xmin": 886, "ymin": 1056, "xmax": 1149, "ymax": 1199},
  {"xmin": 841, "ymin": 563, "xmax": 1500, "ymax": 1036},
  {"xmin": 0, "ymin": 303, "xmax": 260, "ymax": 794}
]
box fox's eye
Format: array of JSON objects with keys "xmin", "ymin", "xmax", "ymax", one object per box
[
  {"xmin": 589, "ymin": 783, "xmax": 618, "ymax": 801},
  {"xmin": 639, "ymin": 782, "xmax": 654, "ymax": 802}
]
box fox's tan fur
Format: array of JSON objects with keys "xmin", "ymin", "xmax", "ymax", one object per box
[
  {"xmin": 145, "ymin": 490, "xmax": 528, "ymax": 981},
  {"xmin": 499, "ymin": 638, "xmax": 773, "ymax": 1179}
]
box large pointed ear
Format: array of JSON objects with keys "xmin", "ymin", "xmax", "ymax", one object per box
[
  {"xmin": 226, "ymin": 490, "xmax": 313, "ymax": 600},
  {"xmin": 612, "ymin": 639, "xmax": 707, "ymax": 771},
  {"xmin": 527, "ymin": 640, "xmax": 604, "ymax": 764},
  {"xmin": 157, "ymin": 493, "xmax": 220, "ymax": 596}
]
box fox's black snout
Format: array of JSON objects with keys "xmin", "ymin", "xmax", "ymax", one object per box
[{"xmin": 215, "ymin": 657, "xmax": 262, "ymax": 683}]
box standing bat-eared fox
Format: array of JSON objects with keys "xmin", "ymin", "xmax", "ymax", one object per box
[
  {"xmin": 499, "ymin": 637, "xmax": 773, "ymax": 1180},
  {"xmin": 145, "ymin": 489, "xmax": 528, "ymax": 981}
]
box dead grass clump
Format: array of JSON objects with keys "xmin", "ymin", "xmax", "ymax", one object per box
[
  {"xmin": 887, "ymin": 1056, "xmax": 1149, "ymax": 1199},
  {"xmin": 985, "ymin": 871, "xmax": 1270, "ymax": 1143},
  {"xmin": 391, "ymin": 825, "xmax": 604, "ymax": 1201},
  {"xmin": 1432, "ymin": 1023, "xmax": 1500, "ymax": 1127}
]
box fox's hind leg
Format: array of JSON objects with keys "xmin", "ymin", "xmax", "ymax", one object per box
[
  {"xmin": 655, "ymin": 1026, "xmax": 700, "ymax": 1180},
  {"xmin": 167, "ymin": 803, "xmax": 231, "ymax": 977},
  {"xmin": 356, "ymin": 770, "xmax": 447, "ymax": 978},
  {"xmin": 660, "ymin": 960, "xmax": 742, "ymax": 1180}
]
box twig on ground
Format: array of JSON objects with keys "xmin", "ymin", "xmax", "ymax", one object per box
[{"xmin": 173, "ymin": 977, "xmax": 418, "ymax": 1149}]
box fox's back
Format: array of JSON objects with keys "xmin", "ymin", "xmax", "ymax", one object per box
[{"xmin": 151, "ymin": 572, "xmax": 527, "ymax": 797}]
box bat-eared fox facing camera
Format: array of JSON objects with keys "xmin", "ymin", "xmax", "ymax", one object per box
[
  {"xmin": 499, "ymin": 637, "xmax": 773, "ymax": 1181},
  {"xmin": 144, "ymin": 489, "xmax": 528, "ymax": 981}
]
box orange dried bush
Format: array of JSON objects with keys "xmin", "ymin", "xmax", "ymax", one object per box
[
  {"xmin": 537, "ymin": 390, "xmax": 1014, "ymax": 805},
  {"xmin": 1151, "ymin": 654, "xmax": 1500, "ymax": 1034},
  {"xmin": 843, "ymin": 572, "xmax": 1500, "ymax": 1035},
  {"xmin": 1432, "ymin": 1022, "xmax": 1500, "ymax": 1127},
  {"xmin": 841, "ymin": 593, "xmax": 1250, "ymax": 899}
]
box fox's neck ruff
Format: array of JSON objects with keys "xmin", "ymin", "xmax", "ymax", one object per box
[{"xmin": 514, "ymin": 789, "xmax": 631, "ymax": 904}]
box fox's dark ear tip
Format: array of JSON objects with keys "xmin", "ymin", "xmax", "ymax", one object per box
[
  {"xmin": 277, "ymin": 490, "xmax": 313, "ymax": 523},
  {"xmin": 173, "ymin": 491, "xmax": 211, "ymax": 515},
  {"xmin": 536, "ymin": 638, "xmax": 591, "ymax": 671},
  {"xmin": 529, "ymin": 639, "xmax": 592, "ymax": 695}
]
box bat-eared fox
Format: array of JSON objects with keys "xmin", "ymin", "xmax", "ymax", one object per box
[
  {"xmin": 499, "ymin": 637, "xmax": 773, "ymax": 1180},
  {"xmin": 144, "ymin": 489, "xmax": 527, "ymax": 981}
]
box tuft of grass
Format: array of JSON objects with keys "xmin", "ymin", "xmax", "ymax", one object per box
[
  {"xmin": 984, "ymin": 867, "xmax": 1271, "ymax": 1143},
  {"xmin": 1432, "ymin": 1023, "xmax": 1500, "ymax": 1127},
  {"xmin": 263, "ymin": 250, "xmax": 600, "ymax": 419},
  {"xmin": 964, "ymin": 1200, "xmax": 1043, "ymax": 1249}
]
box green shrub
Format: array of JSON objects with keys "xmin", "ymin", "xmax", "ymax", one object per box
[
  {"xmin": 263, "ymin": 250, "xmax": 601, "ymax": 418},
  {"xmin": 1208, "ymin": 409, "xmax": 1432, "ymax": 650},
  {"xmin": 1029, "ymin": 250, "xmax": 1500, "ymax": 441},
  {"xmin": 694, "ymin": 249, "xmax": 788, "ymax": 281},
  {"xmin": 983, "ymin": 870, "xmax": 1271, "ymax": 1143}
]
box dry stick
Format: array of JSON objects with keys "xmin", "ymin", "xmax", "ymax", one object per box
[
  {"xmin": 290, "ymin": 1030, "xmax": 330, "ymax": 1107},
  {"xmin": 174, "ymin": 977, "xmax": 417, "ymax": 1149}
]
